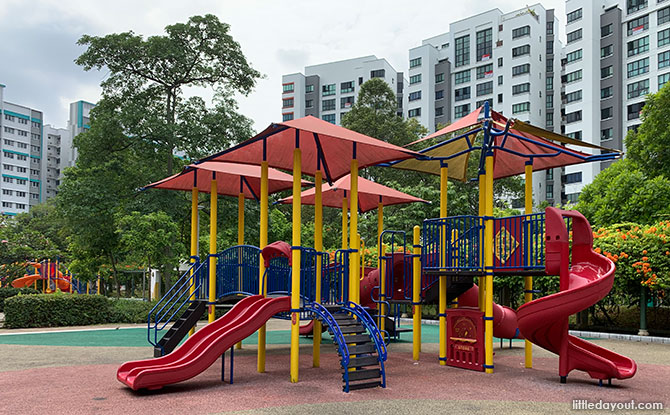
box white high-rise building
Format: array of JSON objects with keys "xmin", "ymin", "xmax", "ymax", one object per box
[{"xmin": 281, "ymin": 56, "xmax": 406, "ymax": 125}]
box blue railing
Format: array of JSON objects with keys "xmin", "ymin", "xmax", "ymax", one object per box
[
  {"xmin": 215, "ymin": 245, "xmax": 261, "ymax": 298},
  {"xmin": 147, "ymin": 257, "xmax": 207, "ymax": 347},
  {"xmin": 342, "ymin": 301, "xmax": 387, "ymax": 390},
  {"xmin": 493, "ymin": 213, "xmax": 545, "ymax": 271},
  {"xmin": 303, "ymin": 301, "xmax": 350, "ymax": 369},
  {"xmin": 321, "ymin": 249, "xmax": 352, "ymax": 304}
]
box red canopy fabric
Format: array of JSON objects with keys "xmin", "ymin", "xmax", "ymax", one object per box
[
  {"xmin": 144, "ymin": 161, "xmax": 310, "ymax": 199},
  {"xmin": 277, "ymin": 174, "xmax": 428, "ymax": 213},
  {"xmin": 199, "ymin": 116, "xmax": 420, "ymax": 181},
  {"xmin": 406, "ymin": 106, "xmax": 483, "ymax": 147},
  {"xmin": 489, "ymin": 111, "xmax": 600, "ymax": 179}
]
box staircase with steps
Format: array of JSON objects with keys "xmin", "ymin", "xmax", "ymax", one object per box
[
  {"xmin": 153, "ymin": 300, "xmax": 207, "ymax": 357},
  {"xmin": 305, "ymin": 302, "xmax": 387, "ymax": 392}
]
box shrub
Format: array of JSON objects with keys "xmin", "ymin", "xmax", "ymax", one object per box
[
  {"xmin": 0, "ymin": 287, "xmax": 39, "ymax": 312},
  {"xmin": 3, "ymin": 292, "xmax": 111, "ymax": 328},
  {"xmin": 109, "ymin": 298, "xmax": 157, "ymax": 324}
]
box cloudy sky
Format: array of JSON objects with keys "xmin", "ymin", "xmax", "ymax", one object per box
[{"xmin": 0, "ymin": 0, "xmax": 566, "ymax": 132}]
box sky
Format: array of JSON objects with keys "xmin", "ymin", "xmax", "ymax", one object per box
[{"xmin": 0, "ymin": 0, "xmax": 566, "ymax": 133}]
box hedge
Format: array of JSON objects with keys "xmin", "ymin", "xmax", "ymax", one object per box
[
  {"xmin": 3, "ymin": 293, "xmax": 113, "ymax": 328},
  {"xmin": 0, "ymin": 287, "xmax": 39, "ymax": 312}
]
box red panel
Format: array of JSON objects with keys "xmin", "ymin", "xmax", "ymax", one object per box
[
  {"xmin": 446, "ymin": 308, "xmax": 484, "ymax": 372},
  {"xmin": 492, "ymin": 216, "xmax": 524, "ymax": 272}
]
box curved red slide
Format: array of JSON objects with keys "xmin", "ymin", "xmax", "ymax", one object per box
[
  {"xmin": 457, "ymin": 285, "xmax": 522, "ymax": 340},
  {"xmin": 517, "ymin": 207, "xmax": 636, "ymax": 382},
  {"xmin": 299, "ymin": 320, "xmax": 314, "ymax": 335},
  {"xmin": 117, "ymin": 295, "xmax": 290, "ymax": 390}
]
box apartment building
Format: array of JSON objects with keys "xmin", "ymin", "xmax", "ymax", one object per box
[
  {"xmin": 281, "ymin": 56, "xmax": 405, "ymax": 125},
  {"xmin": 561, "ymin": 0, "xmax": 670, "ymax": 203}
]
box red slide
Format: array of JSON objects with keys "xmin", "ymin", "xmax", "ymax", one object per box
[
  {"xmin": 517, "ymin": 207, "xmax": 636, "ymax": 382},
  {"xmin": 117, "ymin": 295, "xmax": 290, "ymax": 390},
  {"xmin": 457, "ymin": 285, "xmax": 523, "ymax": 340}
]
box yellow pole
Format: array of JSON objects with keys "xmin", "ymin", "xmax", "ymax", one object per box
[
  {"xmin": 235, "ymin": 191, "xmax": 244, "ymax": 348},
  {"xmin": 412, "ymin": 225, "xmax": 421, "ymax": 360},
  {"xmin": 359, "ymin": 236, "xmax": 365, "ymax": 285},
  {"xmin": 258, "ymin": 160, "xmax": 269, "ymax": 373},
  {"xmin": 69, "ymin": 270, "xmax": 73, "ymax": 294},
  {"xmin": 439, "ymin": 164, "xmax": 448, "ymax": 365},
  {"xmin": 188, "ymin": 187, "xmax": 199, "ymax": 336},
  {"xmin": 86, "ymin": 281, "xmax": 90, "ymax": 295},
  {"xmin": 524, "ymin": 162, "xmax": 534, "ymax": 368},
  {"xmin": 290, "ymin": 148, "xmax": 301, "ymax": 383},
  {"xmin": 379, "ymin": 243, "xmax": 386, "ymax": 338},
  {"xmin": 97, "ymin": 276, "xmax": 100, "ymax": 295},
  {"xmin": 208, "ymin": 178, "xmax": 218, "ymax": 323},
  {"xmin": 484, "ymin": 154, "xmax": 494, "ymax": 374},
  {"xmin": 342, "ymin": 197, "xmax": 348, "ymax": 249},
  {"xmin": 377, "ymin": 202, "xmax": 383, "ymax": 254},
  {"xmin": 478, "ymin": 173, "xmax": 486, "ymax": 312},
  {"xmin": 349, "ymin": 159, "xmax": 359, "ymax": 304},
  {"xmin": 47, "ymin": 259, "xmax": 51, "ymax": 293},
  {"xmin": 313, "ymin": 170, "xmax": 323, "ymax": 368}
]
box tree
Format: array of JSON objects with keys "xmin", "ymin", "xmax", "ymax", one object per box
[
  {"xmin": 75, "ymin": 14, "xmax": 260, "ymax": 174},
  {"xmin": 625, "ymin": 82, "xmax": 670, "ymax": 179},
  {"xmin": 577, "ymin": 159, "xmax": 670, "ymax": 226}
]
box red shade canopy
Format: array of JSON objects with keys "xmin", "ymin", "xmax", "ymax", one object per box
[
  {"xmin": 144, "ymin": 161, "xmax": 310, "ymax": 200},
  {"xmin": 406, "ymin": 106, "xmax": 483, "ymax": 147},
  {"xmin": 277, "ymin": 174, "xmax": 428, "ymax": 213},
  {"xmin": 199, "ymin": 116, "xmax": 421, "ymax": 182}
]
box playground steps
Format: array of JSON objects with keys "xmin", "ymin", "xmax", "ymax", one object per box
[
  {"xmin": 154, "ymin": 300, "xmax": 207, "ymax": 357},
  {"xmin": 330, "ymin": 312, "xmax": 384, "ymax": 392}
]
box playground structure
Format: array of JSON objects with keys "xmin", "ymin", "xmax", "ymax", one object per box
[
  {"xmin": 10, "ymin": 260, "xmax": 96, "ymax": 294},
  {"xmin": 118, "ymin": 103, "xmax": 637, "ymax": 393}
]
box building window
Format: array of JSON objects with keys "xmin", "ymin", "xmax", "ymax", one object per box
[
  {"xmin": 476, "ymin": 64, "xmax": 493, "ymax": 80},
  {"xmin": 627, "ymin": 57, "xmax": 649, "ymax": 77},
  {"xmin": 322, "ymin": 99, "xmax": 336, "ymax": 111},
  {"xmin": 322, "ymin": 114, "xmax": 336, "ymax": 124},
  {"xmin": 282, "ymin": 113, "xmax": 294, "ymax": 122},
  {"xmin": 564, "ymin": 172, "xmax": 582, "ymax": 184},
  {"xmin": 476, "ymin": 81, "xmax": 493, "ymax": 96},
  {"xmin": 659, "ymin": 6, "xmax": 670, "ymax": 25},
  {"xmin": 628, "ymin": 14, "xmax": 649, "ymax": 35},
  {"xmin": 512, "ymin": 44, "xmax": 530, "ymax": 58},
  {"xmin": 454, "ymin": 86, "xmax": 471, "ymax": 101},
  {"xmin": 546, "ymin": 94, "xmax": 554, "ymax": 109},
  {"xmin": 512, "ymin": 83, "xmax": 530, "ymax": 95},
  {"xmin": 435, "ymin": 90, "xmax": 444, "ymax": 100},
  {"xmin": 512, "ymin": 102, "xmax": 530, "ymax": 114},
  {"xmin": 601, "ymin": 128, "xmax": 614, "ymax": 141},
  {"xmin": 408, "ymin": 91, "xmax": 422, "ymax": 101},
  {"xmin": 476, "ymin": 98, "xmax": 493, "ymax": 108},
  {"xmin": 627, "ymin": 36, "xmax": 649, "ymax": 56},
  {"xmin": 512, "ymin": 64, "xmax": 530, "ymax": 76},
  {"xmin": 498, "ymin": 57, "xmax": 503, "ymax": 67},
  {"xmin": 305, "ymin": 85, "xmax": 314, "ymax": 93},
  {"xmin": 341, "ymin": 96, "xmax": 354, "ymax": 109},
  {"xmin": 305, "ymin": 99, "xmax": 313, "ymax": 109},
  {"xmin": 566, "ymin": 193, "xmax": 580, "ymax": 203},
  {"xmin": 370, "ymin": 69, "xmax": 385, "ymax": 78},
  {"xmin": 601, "ymin": 65, "xmax": 614, "ymax": 79},
  {"xmin": 547, "ymin": 21, "xmax": 554, "ymax": 35},
  {"xmin": 627, "ymin": 0, "xmax": 647, "ymax": 14},
  {"xmin": 282, "ymin": 98, "xmax": 294, "ymax": 108},
  {"xmin": 498, "ymin": 75, "xmax": 503, "ymax": 85},
  {"xmin": 434, "ymin": 73, "xmax": 445, "ymax": 84},
  {"xmin": 567, "ymin": 131, "xmax": 582, "ymax": 140},
  {"xmin": 408, "ymin": 108, "xmax": 421, "ymax": 118},
  {"xmin": 546, "ymin": 77, "xmax": 553, "ymax": 90},
  {"xmin": 627, "ymin": 79, "xmax": 650, "ymax": 98},
  {"xmin": 661, "ymin": 51, "xmax": 670, "ymax": 69},
  {"xmin": 566, "ymin": 110, "xmax": 582, "ymax": 123},
  {"xmin": 498, "ymin": 93, "xmax": 503, "ymax": 103},
  {"xmin": 546, "ymin": 112, "xmax": 554, "ymax": 127},
  {"xmin": 601, "ymin": 86, "xmax": 613, "ymax": 99},
  {"xmin": 628, "ymin": 102, "xmax": 645, "ymax": 120},
  {"xmin": 659, "ymin": 28, "xmax": 670, "ymax": 47},
  {"xmin": 563, "ymin": 69, "xmax": 583, "ymax": 83},
  {"xmin": 546, "ymin": 41, "xmax": 554, "ymax": 54},
  {"xmin": 567, "ymin": 28, "xmax": 582, "ymax": 44},
  {"xmin": 601, "ymin": 24, "xmax": 613, "ymax": 37},
  {"xmin": 455, "ymin": 35, "xmax": 470, "ymax": 67},
  {"xmin": 341, "ymin": 81, "xmax": 355, "ymax": 94},
  {"xmin": 409, "ymin": 74, "xmax": 422, "ymax": 85},
  {"xmin": 512, "ymin": 25, "xmax": 530, "ymax": 39},
  {"xmin": 546, "ymin": 185, "xmax": 554, "ymax": 199},
  {"xmin": 4, "ymin": 127, "xmax": 15, "ymax": 134},
  {"xmin": 322, "ymin": 84, "xmax": 336, "ymax": 96},
  {"xmin": 601, "ymin": 107, "xmax": 614, "ymax": 120},
  {"xmin": 435, "ymin": 107, "xmax": 444, "ymax": 116},
  {"xmin": 409, "ymin": 57, "xmax": 422, "ymax": 68},
  {"xmin": 282, "ymin": 83, "xmax": 294, "ymax": 93},
  {"xmin": 660, "ymin": 72, "xmax": 670, "ymax": 88},
  {"xmin": 454, "ymin": 70, "xmax": 471, "ymax": 84},
  {"xmin": 567, "ymin": 8, "xmax": 582, "ymax": 24},
  {"xmin": 600, "ymin": 45, "xmax": 613, "ymax": 59},
  {"xmin": 476, "ymin": 28, "xmax": 493, "ymax": 62},
  {"xmin": 31, "ymin": 133, "xmax": 39, "ymax": 140},
  {"xmin": 565, "ymin": 90, "xmax": 582, "ymax": 103},
  {"xmin": 455, "ymin": 104, "xmax": 471, "ymax": 118},
  {"xmin": 567, "ymin": 49, "xmax": 583, "ymax": 63}
]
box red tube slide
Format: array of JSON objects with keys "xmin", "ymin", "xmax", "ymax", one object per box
[{"xmin": 117, "ymin": 295, "xmax": 291, "ymax": 390}]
